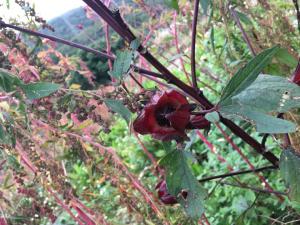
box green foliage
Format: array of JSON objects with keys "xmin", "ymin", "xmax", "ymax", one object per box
[
  {"xmin": 205, "ymin": 111, "xmax": 220, "ymax": 122},
  {"xmin": 108, "ymin": 50, "xmax": 133, "ymax": 80},
  {"xmin": 220, "ymin": 74, "xmax": 300, "ymax": 133},
  {"xmin": 21, "ymin": 82, "xmax": 61, "ymax": 99},
  {"xmin": 0, "ymin": 69, "xmax": 23, "ymax": 92},
  {"xmin": 160, "ymin": 149, "xmax": 207, "ymax": 219},
  {"xmin": 232, "ymin": 75, "xmax": 300, "ymax": 113},
  {"xmin": 104, "ymin": 99, "xmax": 132, "ymax": 124},
  {"xmin": 67, "ymin": 70, "xmax": 93, "ymax": 90},
  {"xmin": 163, "ymin": 0, "xmax": 179, "ymax": 11},
  {"xmin": 219, "ymin": 45, "xmax": 279, "ymax": 105},
  {"xmin": 200, "ymin": 0, "xmax": 211, "ymax": 15},
  {"xmin": 280, "ymin": 148, "xmax": 300, "ymax": 203}
]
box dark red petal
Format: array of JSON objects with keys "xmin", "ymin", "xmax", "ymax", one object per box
[
  {"xmin": 133, "ymin": 105, "xmax": 157, "ymax": 134},
  {"xmin": 189, "ymin": 115, "xmax": 211, "ymax": 129},
  {"xmin": 166, "ymin": 110, "xmax": 190, "ymax": 131},
  {"xmin": 292, "ymin": 60, "xmax": 300, "ymax": 85},
  {"xmin": 155, "ymin": 90, "xmax": 188, "ymax": 109},
  {"xmin": 166, "ymin": 90, "xmax": 188, "ymax": 105}
]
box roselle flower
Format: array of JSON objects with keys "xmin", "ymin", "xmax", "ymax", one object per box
[
  {"xmin": 155, "ymin": 180, "xmax": 178, "ymax": 205},
  {"xmin": 133, "ymin": 90, "xmax": 191, "ymax": 141}
]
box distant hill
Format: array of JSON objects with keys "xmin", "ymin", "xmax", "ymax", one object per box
[{"xmin": 40, "ymin": 1, "xmax": 156, "ymax": 55}]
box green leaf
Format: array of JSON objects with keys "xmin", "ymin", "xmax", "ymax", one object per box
[
  {"xmin": 109, "ymin": 50, "xmax": 133, "ymax": 80},
  {"xmin": 280, "ymin": 148, "xmax": 300, "ymax": 202},
  {"xmin": 275, "ymin": 48, "xmax": 298, "ymax": 68},
  {"xmin": 0, "ymin": 69, "xmax": 23, "ymax": 92},
  {"xmin": 130, "ymin": 39, "xmax": 140, "ymax": 51},
  {"xmin": 231, "ymin": 75, "xmax": 300, "ymax": 113},
  {"xmin": 0, "ymin": 124, "xmax": 13, "ymax": 145},
  {"xmin": 160, "ymin": 149, "xmax": 207, "ymax": 219},
  {"xmin": 220, "ymin": 46, "xmax": 280, "ymax": 105},
  {"xmin": 236, "ymin": 11, "xmax": 252, "ymax": 25},
  {"xmin": 163, "ymin": 0, "xmax": 179, "ymax": 11},
  {"xmin": 104, "ymin": 99, "xmax": 132, "ymax": 124},
  {"xmin": 21, "ymin": 82, "xmax": 61, "ymax": 100},
  {"xmin": 200, "ymin": 0, "xmax": 210, "ymax": 15},
  {"xmin": 220, "ymin": 105, "xmax": 296, "ymax": 133},
  {"xmin": 205, "ymin": 111, "xmax": 220, "ymax": 123}
]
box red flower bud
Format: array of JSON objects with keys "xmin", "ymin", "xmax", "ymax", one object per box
[
  {"xmin": 188, "ymin": 115, "xmax": 211, "ymax": 130},
  {"xmin": 155, "ymin": 180, "xmax": 188, "ymax": 205},
  {"xmin": 155, "ymin": 180, "xmax": 178, "ymax": 205},
  {"xmin": 133, "ymin": 90, "xmax": 190, "ymax": 141},
  {"xmin": 292, "ymin": 60, "xmax": 300, "ymax": 86}
]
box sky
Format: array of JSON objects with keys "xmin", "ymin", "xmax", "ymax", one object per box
[{"xmin": 1, "ymin": 0, "xmax": 85, "ymax": 21}]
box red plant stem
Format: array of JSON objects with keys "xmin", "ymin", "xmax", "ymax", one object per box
[
  {"xmin": 47, "ymin": 188, "xmax": 86, "ymax": 225},
  {"xmin": 293, "ymin": 0, "xmax": 300, "ymax": 33},
  {"xmin": 191, "ymin": 0, "xmax": 200, "ymax": 90},
  {"xmin": 159, "ymin": 54, "xmax": 220, "ymax": 94},
  {"xmin": 229, "ymin": 6, "xmax": 256, "ymax": 56},
  {"xmin": 33, "ymin": 120, "xmax": 167, "ymax": 223},
  {"xmin": 196, "ymin": 131, "xmax": 234, "ymax": 171},
  {"xmin": 202, "ymin": 214, "xmax": 211, "ymax": 225},
  {"xmin": 104, "ymin": 0, "xmax": 113, "ymax": 70},
  {"xmin": 14, "ymin": 140, "xmax": 88, "ymax": 225},
  {"xmin": 216, "ymin": 123, "xmax": 284, "ymax": 202},
  {"xmin": 173, "ymin": 12, "xmax": 192, "ymax": 85},
  {"xmin": 133, "ymin": 131, "xmax": 160, "ymax": 175},
  {"xmin": 65, "ymin": 132, "xmax": 168, "ymax": 223},
  {"xmin": 129, "ymin": 73, "xmax": 144, "ymax": 90}
]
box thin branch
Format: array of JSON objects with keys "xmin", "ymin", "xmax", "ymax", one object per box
[
  {"xmin": 229, "ymin": 5, "xmax": 256, "ymax": 56},
  {"xmin": 0, "ymin": 20, "xmax": 163, "ymax": 81},
  {"xmin": 198, "ymin": 165, "xmax": 277, "ymax": 183},
  {"xmin": 191, "ymin": 0, "xmax": 200, "ymax": 90},
  {"xmin": 293, "ymin": 0, "xmax": 300, "ymax": 33},
  {"xmin": 173, "ymin": 12, "xmax": 192, "ymax": 85},
  {"xmin": 220, "ymin": 181, "xmax": 287, "ymax": 196},
  {"xmin": 129, "ymin": 73, "xmax": 144, "ymax": 90}
]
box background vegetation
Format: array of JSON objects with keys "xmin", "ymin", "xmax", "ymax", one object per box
[{"xmin": 0, "ymin": 0, "xmax": 300, "ymax": 224}]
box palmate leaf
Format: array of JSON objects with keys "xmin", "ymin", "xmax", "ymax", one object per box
[
  {"xmin": 231, "ymin": 75, "xmax": 300, "ymax": 113},
  {"xmin": 220, "ymin": 105, "xmax": 296, "ymax": 133},
  {"xmin": 220, "ymin": 45, "xmax": 279, "ymax": 105},
  {"xmin": 219, "ymin": 74, "xmax": 300, "ymax": 133},
  {"xmin": 280, "ymin": 148, "xmax": 300, "ymax": 202},
  {"xmin": 21, "ymin": 82, "xmax": 61, "ymax": 100},
  {"xmin": 160, "ymin": 149, "xmax": 207, "ymax": 219}
]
